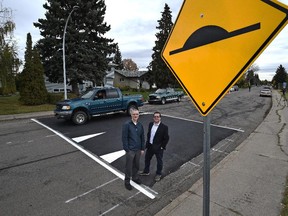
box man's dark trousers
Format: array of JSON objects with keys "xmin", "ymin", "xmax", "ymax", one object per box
[
  {"xmin": 125, "ymin": 150, "xmax": 141, "ymax": 183},
  {"xmin": 143, "ymin": 147, "xmax": 164, "ymax": 175}
]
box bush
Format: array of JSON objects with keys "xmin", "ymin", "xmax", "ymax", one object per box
[
  {"xmin": 47, "ymin": 93, "xmax": 79, "ymax": 104},
  {"xmin": 47, "ymin": 93, "xmax": 64, "ymax": 104}
]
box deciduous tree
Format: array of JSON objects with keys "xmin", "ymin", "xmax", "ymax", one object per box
[
  {"xmin": 0, "ymin": 2, "xmax": 20, "ymax": 95},
  {"xmin": 123, "ymin": 58, "xmax": 138, "ymax": 71}
]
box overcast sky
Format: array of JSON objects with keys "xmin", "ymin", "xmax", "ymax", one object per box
[{"xmin": 3, "ymin": 0, "xmax": 288, "ymax": 81}]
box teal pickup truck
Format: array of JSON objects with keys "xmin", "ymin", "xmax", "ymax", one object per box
[
  {"xmin": 54, "ymin": 87, "xmax": 145, "ymax": 125},
  {"xmin": 148, "ymin": 88, "xmax": 184, "ymax": 105}
]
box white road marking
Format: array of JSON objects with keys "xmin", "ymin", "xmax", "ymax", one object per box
[
  {"xmin": 72, "ymin": 132, "xmax": 105, "ymax": 143},
  {"xmin": 99, "ymin": 192, "xmax": 141, "ymax": 216},
  {"xmin": 31, "ymin": 119, "xmax": 156, "ymax": 199},
  {"xmin": 141, "ymin": 112, "xmax": 245, "ymax": 132},
  {"xmin": 100, "ymin": 150, "xmax": 126, "ymax": 163},
  {"xmin": 46, "ymin": 134, "xmax": 56, "ymax": 138},
  {"xmin": 212, "ymin": 148, "xmax": 228, "ymax": 154},
  {"xmin": 65, "ymin": 177, "xmax": 119, "ymax": 203}
]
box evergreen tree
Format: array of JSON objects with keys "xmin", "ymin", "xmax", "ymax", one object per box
[
  {"xmin": 113, "ymin": 44, "xmax": 123, "ymax": 70},
  {"xmin": 34, "ymin": 0, "xmax": 116, "ymax": 93},
  {"xmin": 272, "ymin": 64, "xmax": 287, "ymax": 88},
  {"xmin": 148, "ymin": 4, "xmax": 176, "ymax": 88},
  {"xmin": 31, "ymin": 48, "xmax": 48, "ymax": 102},
  {"xmin": 19, "ymin": 33, "xmax": 47, "ymax": 105}
]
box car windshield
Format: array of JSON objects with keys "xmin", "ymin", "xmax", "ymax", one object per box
[
  {"xmin": 155, "ymin": 89, "xmax": 166, "ymax": 94},
  {"xmin": 81, "ymin": 90, "xmax": 95, "ymax": 99}
]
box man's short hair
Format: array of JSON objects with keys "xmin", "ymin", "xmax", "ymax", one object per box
[{"xmin": 154, "ymin": 111, "xmax": 161, "ymax": 117}]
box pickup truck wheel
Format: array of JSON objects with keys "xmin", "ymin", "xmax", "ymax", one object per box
[
  {"xmin": 127, "ymin": 104, "xmax": 138, "ymax": 116},
  {"xmin": 161, "ymin": 98, "xmax": 166, "ymax": 105},
  {"xmin": 72, "ymin": 111, "xmax": 88, "ymax": 125}
]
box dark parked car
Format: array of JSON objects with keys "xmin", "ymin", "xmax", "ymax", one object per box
[{"xmin": 148, "ymin": 88, "xmax": 184, "ymax": 105}]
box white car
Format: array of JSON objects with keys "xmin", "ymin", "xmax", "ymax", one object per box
[{"xmin": 260, "ymin": 86, "xmax": 272, "ymax": 97}]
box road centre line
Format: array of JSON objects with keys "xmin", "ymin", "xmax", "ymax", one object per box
[
  {"xmin": 31, "ymin": 119, "xmax": 156, "ymax": 200},
  {"xmin": 142, "ymin": 112, "xmax": 244, "ymax": 133}
]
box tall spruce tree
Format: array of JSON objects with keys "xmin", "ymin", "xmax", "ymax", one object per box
[
  {"xmin": 113, "ymin": 44, "xmax": 123, "ymax": 70},
  {"xmin": 19, "ymin": 33, "xmax": 47, "ymax": 105},
  {"xmin": 34, "ymin": 0, "xmax": 116, "ymax": 93},
  {"xmin": 148, "ymin": 4, "xmax": 176, "ymax": 88}
]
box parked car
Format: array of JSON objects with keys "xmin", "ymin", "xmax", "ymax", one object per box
[
  {"xmin": 230, "ymin": 85, "xmax": 239, "ymax": 92},
  {"xmin": 54, "ymin": 87, "xmax": 145, "ymax": 125},
  {"xmin": 148, "ymin": 88, "xmax": 184, "ymax": 105},
  {"xmin": 259, "ymin": 86, "xmax": 272, "ymax": 97}
]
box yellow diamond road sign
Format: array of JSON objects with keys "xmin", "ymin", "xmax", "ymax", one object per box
[{"xmin": 162, "ymin": 0, "xmax": 288, "ymax": 116}]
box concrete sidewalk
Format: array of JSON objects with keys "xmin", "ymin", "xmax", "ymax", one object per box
[{"xmin": 156, "ymin": 91, "xmax": 288, "ymax": 215}]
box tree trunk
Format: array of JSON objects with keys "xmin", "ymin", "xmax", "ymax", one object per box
[{"xmin": 71, "ymin": 79, "xmax": 79, "ymax": 95}]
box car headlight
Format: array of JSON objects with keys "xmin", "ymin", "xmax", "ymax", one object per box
[
  {"xmin": 156, "ymin": 96, "xmax": 161, "ymax": 99},
  {"xmin": 62, "ymin": 105, "xmax": 71, "ymax": 110}
]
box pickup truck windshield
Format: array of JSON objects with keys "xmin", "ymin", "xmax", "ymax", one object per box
[
  {"xmin": 155, "ymin": 89, "xmax": 166, "ymax": 93},
  {"xmin": 81, "ymin": 90, "xmax": 94, "ymax": 99}
]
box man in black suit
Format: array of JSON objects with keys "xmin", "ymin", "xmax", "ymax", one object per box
[{"xmin": 140, "ymin": 111, "xmax": 169, "ymax": 181}]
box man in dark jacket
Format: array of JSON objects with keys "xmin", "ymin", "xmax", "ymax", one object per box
[
  {"xmin": 140, "ymin": 111, "xmax": 169, "ymax": 181},
  {"xmin": 122, "ymin": 108, "xmax": 145, "ymax": 190}
]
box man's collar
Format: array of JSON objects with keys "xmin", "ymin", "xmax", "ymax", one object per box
[{"xmin": 154, "ymin": 122, "xmax": 161, "ymax": 126}]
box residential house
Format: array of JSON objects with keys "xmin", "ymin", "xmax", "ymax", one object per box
[{"xmin": 113, "ymin": 69, "xmax": 150, "ymax": 89}]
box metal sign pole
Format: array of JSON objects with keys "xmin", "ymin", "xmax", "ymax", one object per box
[{"xmin": 203, "ymin": 114, "xmax": 211, "ymax": 216}]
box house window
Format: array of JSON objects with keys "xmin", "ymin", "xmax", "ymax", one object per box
[{"xmin": 120, "ymin": 78, "xmax": 124, "ymax": 82}]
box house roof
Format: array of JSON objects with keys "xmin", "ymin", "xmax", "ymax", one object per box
[
  {"xmin": 106, "ymin": 71, "xmax": 114, "ymax": 78},
  {"xmin": 115, "ymin": 69, "xmax": 149, "ymax": 78}
]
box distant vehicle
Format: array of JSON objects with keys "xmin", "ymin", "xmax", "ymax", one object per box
[
  {"xmin": 230, "ymin": 85, "xmax": 239, "ymax": 92},
  {"xmin": 54, "ymin": 87, "xmax": 145, "ymax": 125},
  {"xmin": 50, "ymin": 88, "xmax": 71, "ymax": 93},
  {"xmin": 148, "ymin": 88, "xmax": 184, "ymax": 105},
  {"xmin": 259, "ymin": 86, "xmax": 272, "ymax": 97}
]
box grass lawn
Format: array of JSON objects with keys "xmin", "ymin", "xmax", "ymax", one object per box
[
  {"xmin": 0, "ymin": 94, "xmax": 55, "ymax": 115},
  {"xmin": 0, "ymin": 90, "xmax": 152, "ymax": 115}
]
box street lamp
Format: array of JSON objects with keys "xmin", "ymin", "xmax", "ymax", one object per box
[{"xmin": 63, "ymin": 5, "xmax": 79, "ymax": 100}]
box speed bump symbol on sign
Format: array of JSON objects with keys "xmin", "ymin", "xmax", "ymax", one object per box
[
  {"xmin": 170, "ymin": 23, "xmax": 261, "ymax": 55},
  {"xmin": 162, "ymin": 0, "xmax": 288, "ymax": 116}
]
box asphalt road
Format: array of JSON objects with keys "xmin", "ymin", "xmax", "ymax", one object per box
[{"xmin": 0, "ymin": 86, "xmax": 271, "ymax": 216}]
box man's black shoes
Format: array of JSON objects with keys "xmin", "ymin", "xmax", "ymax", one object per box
[
  {"xmin": 133, "ymin": 178, "xmax": 141, "ymax": 184},
  {"xmin": 139, "ymin": 171, "xmax": 150, "ymax": 176},
  {"xmin": 125, "ymin": 183, "xmax": 132, "ymax": 190}
]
